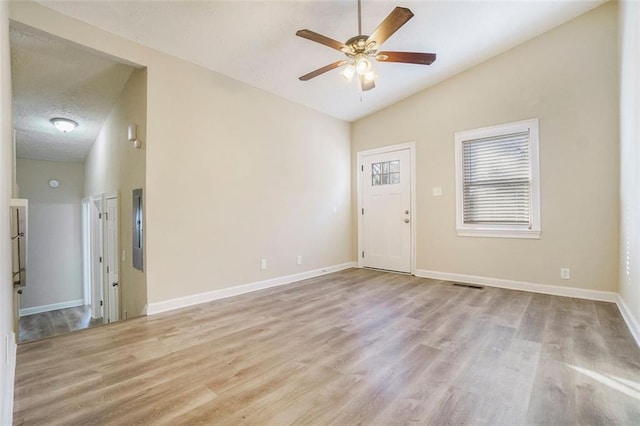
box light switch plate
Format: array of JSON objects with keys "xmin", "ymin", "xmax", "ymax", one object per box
[{"xmin": 432, "ymin": 187, "xmax": 442, "ymax": 196}]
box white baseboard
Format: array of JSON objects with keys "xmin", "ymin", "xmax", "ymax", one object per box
[
  {"xmin": 414, "ymin": 269, "xmax": 618, "ymax": 302},
  {"xmin": 616, "ymin": 295, "xmax": 640, "ymax": 348},
  {"xmin": 19, "ymin": 298, "xmax": 84, "ymax": 317},
  {"xmin": 148, "ymin": 262, "xmax": 357, "ymax": 315},
  {"xmin": 2, "ymin": 331, "xmax": 16, "ymax": 426}
]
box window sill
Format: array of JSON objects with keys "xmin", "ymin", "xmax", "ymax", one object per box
[{"xmin": 456, "ymin": 229, "xmax": 541, "ymax": 239}]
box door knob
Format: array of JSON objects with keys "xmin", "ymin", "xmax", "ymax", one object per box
[
  {"xmin": 404, "ymin": 218, "xmax": 410, "ymax": 223},
  {"xmin": 112, "ymin": 282, "xmax": 119, "ymax": 287}
]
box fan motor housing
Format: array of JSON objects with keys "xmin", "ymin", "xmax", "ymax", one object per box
[{"xmin": 344, "ymin": 35, "xmax": 375, "ymax": 55}]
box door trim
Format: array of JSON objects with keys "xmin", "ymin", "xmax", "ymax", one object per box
[
  {"xmin": 357, "ymin": 142, "xmax": 416, "ymax": 274},
  {"xmin": 81, "ymin": 198, "xmax": 91, "ymax": 307}
]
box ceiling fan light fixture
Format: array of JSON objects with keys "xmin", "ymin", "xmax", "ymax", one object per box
[
  {"xmin": 341, "ymin": 64, "xmax": 356, "ymax": 82},
  {"xmin": 364, "ymin": 70, "xmax": 377, "ymax": 82},
  {"xmin": 355, "ymin": 54, "xmax": 372, "ymax": 75},
  {"xmin": 50, "ymin": 117, "xmax": 78, "ymax": 133},
  {"xmin": 295, "ymin": 2, "xmax": 436, "ymax": 92}
]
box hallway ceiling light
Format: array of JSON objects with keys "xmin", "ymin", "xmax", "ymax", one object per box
[{"xmin": 50, "ymin": 117, "xmax": 78, "ymax": 133}]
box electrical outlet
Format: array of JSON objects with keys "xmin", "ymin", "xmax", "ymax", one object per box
[
  {"xmin": 297, "ymin": 255, "xmax": 302, "ymax": 265},
  {"xmin": 260, "ymin": 259, "xmax": 267, "ymax": 270},
  {"xmin": 560, "ymin": 268, "xmax": 571, "ymax": 280}
]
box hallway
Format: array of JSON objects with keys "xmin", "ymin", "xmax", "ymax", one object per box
[{"xmin": 18, "ymin": 306, "xmax": 102, "ymax": 342}]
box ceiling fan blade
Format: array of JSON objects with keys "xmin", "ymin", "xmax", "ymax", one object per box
[
  {"xmin": 376, "ymin": 51, "xmax": 436, "ymax": 65},
  {"xmin": 299, "ymin": 60, "xmax": 348, "ymax": 81},
  {"xmin": 366, "ymin": 7, "xmax": 414, "ymax": 48},
  {"xmin": 359, "ymin": 74, "xmax": 375, "ymax": 91},
  {"xmin": 296, "ymin": 29, "xmax": 347, "ymax": 52}
]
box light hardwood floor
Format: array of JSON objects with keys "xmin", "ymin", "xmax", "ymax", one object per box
[
  {"xmin": 18, "ymin": 305, "xmax": 103, "ymax": 343},
  {"xmin": 13, "ymin": 268, "xmax": 640, "ymax": 425}
]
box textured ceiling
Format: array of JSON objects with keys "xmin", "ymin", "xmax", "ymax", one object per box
[
  {"xmin": 35, "ymin": 0, "xmax": 604, "ymax": 122},
  {"xmin": 11, "ymin": 22, "xmax": 136, "ymax": 162}
]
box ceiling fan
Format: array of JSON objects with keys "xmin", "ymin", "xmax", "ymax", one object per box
[{"xmin": 296, "ymin": 0, "xmax": 436, "ymax": 92}]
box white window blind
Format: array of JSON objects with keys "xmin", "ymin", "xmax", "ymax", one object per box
[{"xmin": 462, "ymin": 130, "xmax": 531, "ymax": 226}]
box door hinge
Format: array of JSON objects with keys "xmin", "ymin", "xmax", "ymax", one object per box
[
  {"xmin": 361, "ymin": 208, "xmax": 364, "ymax": 215},
  {"xmin": 107, "ymin": 266, "xmax": 109, "ymax": 273},
  {"xmin": 100, "ymin": 300, "xmax": 103, "ymax": 306},
  {"xmin": 105, "ymin": 212, "xmax": 108, "ymax": 220},
  {"xmin": 99, "ymin": 256, "xmax": 102, "ymax": 263},
  {"xmin": 98, "ymin": 213, "xmax": 102, "ymax": 219},
  {"xmin": 362, "ymin": 251, "xmax": 365, "ymax": 258},
  {"xmin": 361, "ymin": 165, "xmax": 364, "ymax": 172}
]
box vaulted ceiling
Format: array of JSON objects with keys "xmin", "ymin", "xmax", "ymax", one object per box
[
  {"xmin": 12, "ymin": 1, "xmax": 605, "ymax": 162},
  {"xmin": 36, "ymin": 0, "xmax": 604, "ymax": 122}
]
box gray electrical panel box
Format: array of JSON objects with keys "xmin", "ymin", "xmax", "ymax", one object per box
[{"xmin": 132, "ymin": 188, "xmax": 143, "ymax": 271}]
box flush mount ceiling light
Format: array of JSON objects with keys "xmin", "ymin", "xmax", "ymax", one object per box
[{"xmin": 50, "ymin": 117, "xmax": 78, "ymax": 133}]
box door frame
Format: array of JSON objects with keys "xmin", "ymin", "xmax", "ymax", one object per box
[
  {"xmin": 83, "ymin": 192, "xmax": 119, "ymax": 322},
  {"xmin": 81, "ymin": 198, "xmax": 92, "ymax": 307},
  {"xmin": 357, "ymin": 141, "xmax": 417, "ymax": 274}
]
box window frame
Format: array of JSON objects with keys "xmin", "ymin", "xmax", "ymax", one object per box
[{"xmin": 454, "ymin": 118, "xmax": 541, "ymax": 239}]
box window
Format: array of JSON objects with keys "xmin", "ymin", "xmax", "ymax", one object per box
[
  {"xmin": 454, "ymin": 118, "xmax": 540, "ymax": 238},
  {"xmin": 372, "ymin": 160, "xmax": 400, "ymax": 186}
]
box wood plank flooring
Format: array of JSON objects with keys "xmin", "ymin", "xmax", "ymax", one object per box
[
  {"xmin": 13, "ymin": 268, "xmax": 640, "ymax": 425},
  {"xmin": 18, "ymin": 305, "xmax": 103, "ymax": 343}
]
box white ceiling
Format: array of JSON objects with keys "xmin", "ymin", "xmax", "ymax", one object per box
[
  {"xmin": 11, "ymin": 22, "xmax": 135, "ymax": 162},
  {"xmin": 11, "ymin": 0, "xmax": 605, "ymax": 161},
  {"xmin": 35, "ymin": 0, "xmax": 604, "ymax": 123}
]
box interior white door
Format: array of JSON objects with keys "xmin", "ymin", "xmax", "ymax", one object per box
[
  {"xmin": 361, "ymin": 148, "xmax": 412, "ymax": 273},
  {"xmin": 105, "ymin": 197, "xmax": 119, "ymax": 323},
  {"xmin": 90, "ymin": 197, "xmax": 104, "ymax": 320}
]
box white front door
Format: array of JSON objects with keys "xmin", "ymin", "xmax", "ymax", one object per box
[
  {"xmin": 105, "ymin": 196, "xmax": 119, "ymax": 323},
  {"xmin": 361, "ymin": 148, "xmax": 412, "ymax": 273}
]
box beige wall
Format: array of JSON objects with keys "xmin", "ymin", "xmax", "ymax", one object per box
[
  {"xmin": 146, "ymin": 60, "xmax": 352, "ymax": 303},
  {"xmin": 352, "ymin": 3, "xmax": 619, "ymax": 292},
  {"xmin": 1, "ymin": 1, "xmax": 15, "ymax": 422},
  {"xmin": 11, "ymin": 2, "xmax": 353, "ymax": 307},
  {"xmin": 619, "ymin": 0, "xmax": 640, "ymax": 333},
  {"xmin": 16, "ymin": 159, "xmax": 84, "ymax": 309},
  {"xmin": 85, "ymin": 69, "xmax": 147, "ymax": 318}
]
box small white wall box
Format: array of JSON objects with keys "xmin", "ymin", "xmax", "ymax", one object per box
[{"xmin": 128, "ymin": 124, "xmax": 141, "ymax": 149}]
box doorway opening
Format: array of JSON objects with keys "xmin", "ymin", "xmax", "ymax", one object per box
[{"xmin": 11, "ymin": 21, "xmax": 147, "ymax": 342}]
